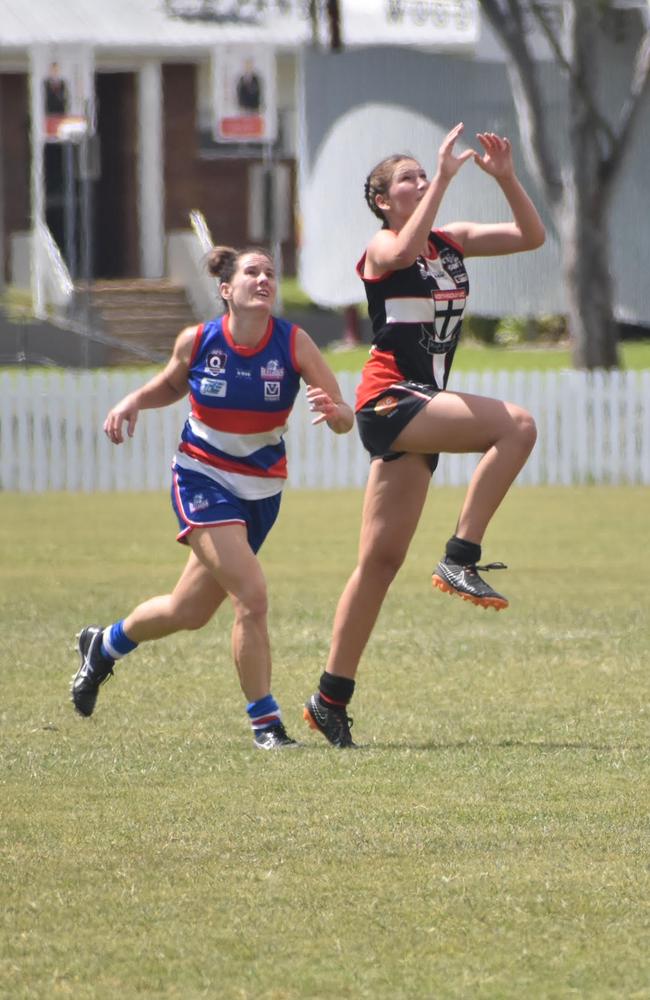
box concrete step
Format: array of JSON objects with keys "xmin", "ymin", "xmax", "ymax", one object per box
[
  {"xmin": 80, "ymin": 279, "xmax": 198, "ymax": 366},
  {"xmin": 89, "ymin": 291, "xmax": 192, "ymax": 309},
  {"xmin": 101, "ymin": 314, "xmax": 195, "ymax": 336}
]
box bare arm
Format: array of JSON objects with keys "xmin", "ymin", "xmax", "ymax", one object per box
[
  {"xmin": 293, "ymin": 329, "xmax": 354, "ymax": 435},
  {"xmin": 444, "ymin": 133, "xmax": 546, "ymax": 257},
  {"xmin": 365, "ymin": 122, "xmax": 474, "ymax": 276},
  {"xmin": 104, "ymin": 325, "xmax": 196, "ymax": 444}
]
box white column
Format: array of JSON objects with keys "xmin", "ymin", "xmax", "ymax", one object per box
[
  {"xmin": 137, "ymin": 61, "xmax": 164, "ymax": 278},
  {"xmin": 29, "ymin": 45, "xmax": 47, "ymax": 316}
]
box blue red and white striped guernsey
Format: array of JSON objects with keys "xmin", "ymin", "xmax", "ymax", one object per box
[{"xmin": 173, "ymin": 313, "xmax": 302, "ymax": 500}]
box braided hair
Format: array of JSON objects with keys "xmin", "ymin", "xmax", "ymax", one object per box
[{"xmin": 364, "ymin": 154, "xmax": 414, "ymax": 228}]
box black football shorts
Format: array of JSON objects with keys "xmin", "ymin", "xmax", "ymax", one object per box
[{"xmin": 355, "ymin": 381, "xmax": 442, "ymax": 471}]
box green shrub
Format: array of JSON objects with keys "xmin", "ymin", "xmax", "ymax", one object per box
[{"xmin": 496, "ymin": 314, "xmax": 568, "ymax": 346}]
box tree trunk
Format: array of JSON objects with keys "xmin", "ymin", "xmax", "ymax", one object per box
[
  {"xmin": 562, "ymin": 0, "xmax": 620, "ymax": 370},
  {"xmin": 559, "ymin": 191, "xmax": 620, "ymax": 370}
]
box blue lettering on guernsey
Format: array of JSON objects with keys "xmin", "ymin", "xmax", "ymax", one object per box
[{"xmin": 200, "ymin": 378, "xmax": 228, "ymax": 397}]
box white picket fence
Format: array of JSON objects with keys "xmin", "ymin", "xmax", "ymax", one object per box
[{"xmin": 1, "ymin": 368, "xmax": 650, "ymax": 491}]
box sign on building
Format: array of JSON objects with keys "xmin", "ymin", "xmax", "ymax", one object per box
[{"xmin": 213, "ymin": 45, "xmax": 277, "ymax": 144}]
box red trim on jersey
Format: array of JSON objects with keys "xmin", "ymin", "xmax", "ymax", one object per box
[
  {"xmin": 188, "ymin": 323, "xmax": 205, "ymax": 367},
  {"xmin": 356, "ymin": 229, "xmax": 464, "ymax": 287},
  {"xmin": 434, "ymin": 228, "xmax": 465, "ymax": 255},
  {"xmin": 190, "ymin": 398, "xmax": 291, "ymax": 433},
  {"xmin": 356, "ymin": 252, "xmax": 395, "ymax": 284},
  {"xmin": 179, "ymin": 441, "xmax": 288, "ymax": 479},
  {"xmin": 289, "ymin": 324, "xmax": 300, "ymax": 372},
  {"xmin": 222, "ymin": 312, "xmax": 274, "ymax": 355},
  {"xmin": 355, "ymin": 348, "xmax": 404, "ymax": 411}
]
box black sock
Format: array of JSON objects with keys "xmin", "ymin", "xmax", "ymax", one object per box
[
  {"xmin": 445, "ymin": 535, "xmax": 481, "ymax": 565},
  {"xmin": 318, "ymin": 672, "xmax": 355, "ymax": 708}
]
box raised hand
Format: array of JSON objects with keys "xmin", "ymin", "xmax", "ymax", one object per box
[
  {"xmin": 473, "ymin": 132, "xmax": 515, "ymax": 179},
  {"xmin": 437, "ymin": 122, "xmax": 475, "ymax": 181}
]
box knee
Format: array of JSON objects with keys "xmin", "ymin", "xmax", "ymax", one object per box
[
  {"xmin": 232, "ymin": 585, "xmax": 268, "ymax": 623},
  {"xmin": 360, "ymin": 544, "xmax": 408, "ymax": 588},
  {"xmin": 511, "ymin": 406, "xmax": 537, "ymax": 454}
]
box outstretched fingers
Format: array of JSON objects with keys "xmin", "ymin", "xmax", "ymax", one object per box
[
  {"xmin": 474, "ymin": 132, "xmax": 513, "ymax": 175},
  {"xmin": 439, "ymin": 122, "xmax": 475, "ymax": 178},
  {"xmin": 306, "ymin": 384, "xmax": 336, "ymax": 426}
]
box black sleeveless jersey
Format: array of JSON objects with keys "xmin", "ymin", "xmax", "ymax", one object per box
[{"xmin": 356, "ymin": 229, "xmax": 469, "ymax": 407}]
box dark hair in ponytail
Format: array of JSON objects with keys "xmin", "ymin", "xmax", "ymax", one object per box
[{"xmin": 206, "ymin": 245, "xmax": 273, "ymax": 285}]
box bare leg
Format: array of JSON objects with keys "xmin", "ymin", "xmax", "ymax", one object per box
[
  {"xmin": 123, "ymin": 551, "xmax": 227, "ymax": 641},
  {"xmin": 188, "ymin": 525, "xmax": 272, "ymax": 702},
  {"xmin": 391, "ymin": 392, "xmax": 537, "ymax": 543},
  {"xmin": 325, "ymin": 454, "xmax": 432, "ymax": 680}
]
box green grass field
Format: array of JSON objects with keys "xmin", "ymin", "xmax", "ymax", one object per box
[
  {"xmin": 322, "ymin": 338, "xmax": 650, "ymax": 374},
  {"xmin": 2, "ymin": 487, "xmax": 649, "ymax": 999}
]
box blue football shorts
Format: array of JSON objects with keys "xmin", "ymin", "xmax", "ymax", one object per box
[{"xmin": 171, "ymin": 465, "xmax": 282, "ymax": 553}]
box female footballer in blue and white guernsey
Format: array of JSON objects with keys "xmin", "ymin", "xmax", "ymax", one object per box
[
  {"xmin": 71, "ymin": 245, "xmax": 353, "ymax": 749},
  {"xmin": 303, "ymin": 123, "xmax": 545, "ymax": 748}
]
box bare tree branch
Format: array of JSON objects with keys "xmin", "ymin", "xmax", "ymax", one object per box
[
  {"xmin": 479, "ymin": 0, "xmax": 563, "ymax": 204},
  {"xmin": 530, "ymin": 0, "xmax": 617, "ymax": 149},
  {"xmin": 326, "ymin": 0, "xmax": 342, "ymax": 50},
  {"xmin": 308, "ymin": 0, "xmax": 319, "ymax": 46},
  {"xmin": 601, "ymin": 24, "xmax": 650, "ymax": 188}
]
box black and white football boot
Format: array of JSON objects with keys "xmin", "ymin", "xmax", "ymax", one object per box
[
  {"xmin": 303, "ymin": 693, "xmax": 356, "ymax": 748},
  {"xmin": 71, "ymin": 626, "xmax": 115, "ymax": 717},
  {"xmin": 432, "ymin": 558, "xmax": 509, "ymax": 610},
  {"xmin": 253, "ymin": 722, "xmax": 300, "ymax": 750}
]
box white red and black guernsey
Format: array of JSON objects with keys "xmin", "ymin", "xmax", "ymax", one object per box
[
  {"xmin": 355, "ymin": 228, "xmax": 469, "ymax": 410},
  {"xmin": 173, "ymin": 313, "xmax": 301, "ymax": 500}
]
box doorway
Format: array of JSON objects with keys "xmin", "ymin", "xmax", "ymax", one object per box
[{"xmin": 93, "ymin": 72, "xmax": 138, "ymax": 279}]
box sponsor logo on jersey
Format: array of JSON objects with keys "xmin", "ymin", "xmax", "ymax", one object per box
[
  {"xmin": 439, "ymin": 251, "xmax": 467, "ymax": 280},
  {"xmin": 419, "ymin": 325, "xmax": 461, "ymax": 355},
  {"xmin": 261, "ymin": 359, "xmax": 285, "ymax": 380},
  {"xmin": 374, "ymin": 394, "xmax": 399, "ymax": 416},
  {"xmin": 205, "ymin": 350, "xmax": 227, "ymax": 374},
  {"xmin": 236, "ymin": 368, "xmax": 252, "ymax": 379},
  {"xmin": 418, "ymin": 255, "xmax": 461, "ymax": 291},
  {"xmin": 189, "ymin": 493, "xmax": 209, "ymax": 513},
  {"xmin": 264, "ymin": 381, "xmax": 281, "ymax": 401},
  {"xmin": 418, "ymin": 257, "xmax": 446, "ymax": 281},
  {"xmin": 200, "ymin": 377, "xmax": 228, "ymax": 397}
]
